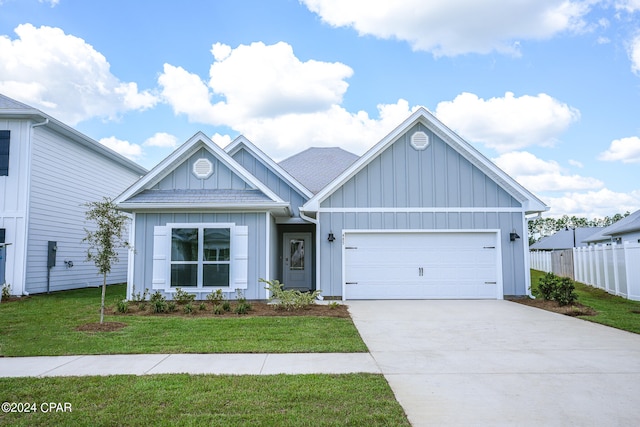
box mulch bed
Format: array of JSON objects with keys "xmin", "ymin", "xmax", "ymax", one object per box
[{"xmin": 508, "ymin": 297, "xmax": 597, "ymax": 317}]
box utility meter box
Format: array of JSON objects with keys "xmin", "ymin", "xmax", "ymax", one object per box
[{"xmin": 47, "ymin": 241, "xmax": 57, "ymax": 268}]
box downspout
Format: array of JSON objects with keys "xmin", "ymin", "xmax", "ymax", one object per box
[
  {"xmin": 19, "ymin": 118, "xmax": 49, "ymax": 296},
  {"xmin": 299, "ymin": 209, "xmax": 322, "ymax": 300}
]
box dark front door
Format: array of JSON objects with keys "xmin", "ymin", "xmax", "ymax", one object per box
[{"xmin": 282, "ymin": 232, "xmax": 312, "ymax": 291}]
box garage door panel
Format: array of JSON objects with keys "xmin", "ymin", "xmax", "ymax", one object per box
[{"xmin": 344, "ymin": 231, "xmax": 501, "ymax": 300}]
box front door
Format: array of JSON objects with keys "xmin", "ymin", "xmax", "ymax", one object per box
[{"xmin": 282, "ymin": 232, "xmax": 312, "ymax": 291}]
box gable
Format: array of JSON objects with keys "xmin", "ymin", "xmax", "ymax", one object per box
[
  {"xmin": 305, "ymin": 108, "xmax": 547, "ymax": 214},
  {"xmin": 320, "ymin": 123, "xmax": 520, "ymax": 209},
  {"xmin": 154, "ymin": 147, "xmax": 250, "ymax": 191}
]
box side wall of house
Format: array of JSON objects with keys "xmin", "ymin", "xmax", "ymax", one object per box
[
  {"xmin": 0, "ymin": 119, "xmax": 31, "ymax": 294},
  {"xmin": 132, "ymin": 211, "xmax": 268, "ymax": 300},
  {"xmin": 25, "ymin": 126, "xmax": 142, "ymax": 293}
]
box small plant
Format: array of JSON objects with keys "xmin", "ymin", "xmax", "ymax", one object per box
[
  {"xmin": 173, "ymin": 287, "xmax": 196, "ymax": 304},
  {"xmin": 206, "ymin": 289, "xmax": 225, "ymax": 305},
  {"xmin": 261, "ymin": 278, "xmax": 321, "ymax": 311},
  {"xmin": 131, "ymin": 286, "xmax": 149, "ymax": 302},
  {"xmin": 151, "ymin": 291, "xmax": 167, "ymax": 313},
  {"xmin": 1, "ymin": 283, "xmax": 11, "ymax": 300},
  {"xmin": 222, "ymin": 301, "xmax": 231, "ymax": 312},
  {"xmin": 116, "ymin": 299, "xmax": 129, "ymax": 313},
  {"xmin": 554, "ymin": 276, "xmax": 578, "ymax": 306},
  {"xmin": 213, "ymin": 304, "xmax": 224, "ymax": 315},
  {"xmin": 234, "ymin": 302, "xmax": 251, "ymax": 315},
  {"xmin": 183, "ymin": 303, "xmax": 194, "ymax": 314},
  {"xmin": 167, "ymin": 301, "xmax": 177, "ymax": 312},
  {"xmin": 199, "ymin": 302, "xmax": 207, "ymax": 311},
  {"xmin": 328, "ymin": 301, "xmax": 340, "ymax": 309}
]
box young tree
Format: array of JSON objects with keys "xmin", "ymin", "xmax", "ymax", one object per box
[{"xmin": 83, "ymin": 197, "xmax": 130, "ymax": 324}]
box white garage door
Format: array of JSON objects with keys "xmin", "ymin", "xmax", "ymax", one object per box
[{"xmin": 343, "ymin": 231, "xmax": 502, "ymax": 300}]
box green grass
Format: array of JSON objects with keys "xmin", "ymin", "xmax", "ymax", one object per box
[
  {"xmin": 0, "ymin": 374, "xmax": 410, "ymax": 426},
  {"xmin": 0, "ymin": 285, "xmax": 367, "ymax": 356},
  {"xmin": 530, "ymin": 270, "xmax": 640, "ymax": 333}
]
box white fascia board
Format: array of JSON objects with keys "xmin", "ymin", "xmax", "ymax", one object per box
[
  {"xmin": 225, "ymin": 135, "xmax": 314, "ymax": 199},
  {"xmin": 114, "ymin": 132, "xmax": 287, "ymax": 206},
  {"xmin": 117, "ymin": 202, "xmax": 291, "ymax": 215}
]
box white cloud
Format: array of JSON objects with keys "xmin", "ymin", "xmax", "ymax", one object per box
[
  {"xmin": 99, "ymin": 137, "xmax": 143, "ymax": 161},
  {"xmin": 544, "ymin": 189, "xmax": 640, "ymax": 218},
  {"xmin": 614, "ymin": 0, "xmax": 640, "ymax": 13},
  {"xmin": 568, "ymin": 159, "xmax": 584, "ymax": 168},
  {"xmin": 143, "ymin": 132, "xmax": 178, "ymax": 148},
  {"xmin": 598, "ymin": 136, "xmax": 640, "ymax": 163},
  {"xmin": 435, "ymin": 92, "xmax": 580, "ymax": 152},
  {"xmin": 493, "ymin": 151, "xmax": 603, "ymax": 193},
  {"xmin": 38, "ymin": 0, "xmax": 60, "ymax": 6},
  {"xmin": 628, "ymin": 33, "xmax": 640, "ymax": 75},
  {"xmin": 302, "ymin": 0, "xmax": 592, "ymax": 56},
  {"xmin": 211, "ymin": 133, "xmax": 232, "ymax": 148},
  {"xmin": 159, "ymin": 41, "xmax": 415, "ymax": 159},
  {"xmin": 0, "ymin": 24, "xmax": 158, "ymax": 125}
]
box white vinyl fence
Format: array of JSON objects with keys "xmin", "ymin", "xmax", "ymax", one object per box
[
  {"xmin": 532, "ymin": 242, "xmax": 640, "ymax": 301},
  {"xmin": 573, "ymin": 242, "xmax": 640, "ymax": 301}
]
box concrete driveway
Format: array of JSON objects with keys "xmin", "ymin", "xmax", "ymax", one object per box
[{"xmin": 348, "ymin": 300, "xmax": 640, "ymax": 427}]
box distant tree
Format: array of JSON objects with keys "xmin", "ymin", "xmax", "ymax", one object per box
[
  {"xmin": 83, "ymin": 197, "xmax": 130, "ymax": 324},
  {"xmin": 528, "ymin": 212, "xmax": 630, "ymax": 245}
]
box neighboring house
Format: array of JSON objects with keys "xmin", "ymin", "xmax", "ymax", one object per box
[
  {"xmin": 583, "ymin": 210, "xmax": 640, "ymax": 245},
  {"xmin": 529, "ymin": 227, "xmax": 602, "ymax": 279},
  {"xmin": 530, "ymin": 227, "xmax": 603, "ymax": 250},
  {"xmin": 114, "ymin": 108, "xmax": 548, "ymax": 300},
  {"xmin": 0, "ymin": 94, "xmax": 147, "ymax": 296}
]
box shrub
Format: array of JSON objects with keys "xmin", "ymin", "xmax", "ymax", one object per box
[
  {"xmin": 222, "ymin": 301, "xmax": 231, "ymax": 312},
  {"xmin": 554, "ymin": 276, "xmax": 578, "ymax": 306},
  {"xmin": 173, "ymin": 287, "xmax": 196, "ymax": 304},
  {"xmin": 1, "ymin": 283, "xmax": 10, "ymax": 300},
  {"xmin": 183, "ymin": 303, "xmax": 194, "ymax": 314},
  {"xmin": 199, "ymin": 302, "xmax": 207, "ymax": 311},
  {"xmin": 213, "ymin": 304, "xmax": 224, "ymax": 315},
  {"xmin": 131, "ymin": 286, "xmax": 149, "ymax": 303},
  {"xmin": 206, "ymin": 289, "xmax": 225, "ymax": 305},
  {"xmin": 260, "ymin": 278, "xmax": 321, "ymax": 311},
  {"xmin": 167, "ymin": 301, "xmax": 177, "ymax": 313},
  {"xmin": 151, "ymin": 291, "xmax": 167, "ymax": 313},
  {"xmin": 537, "ymin": 272, "xmax": 558, "ymax": 301},
  {"xmin": 116, "ymin": 299, "xmax": 129, "ymax": 313},
  {"xmin": 234, "ymin": 302, "xmax": 251, "ymax": 315}
]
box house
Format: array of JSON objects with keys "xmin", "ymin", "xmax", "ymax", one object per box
[
  {"xmin": 530, "ymin": 227, "xmax": 603, "ymax": 250},
  {"xmin": 583, "ymin": 210, "xmax": 640, "ymax": 245},
  {"xmin": 0, "ymin": 94, "xmax": 147, "ymax": 296},
  {"xmin": 114, "ymin": 108, "xmax": 548, "ymax": 300}
]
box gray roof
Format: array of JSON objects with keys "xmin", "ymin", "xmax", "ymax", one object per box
[
  {"xmin": 279, "ymin": 147, "xmax": 358, "ymax": 194},
  {"xmin": 0, "ymin": 93, "xmax": 35, "ymax": 110},
  {"xmin": 584, "ymin": 210, "xmax": 640, "ymax": 242},
  {"xmin": 125, "ymin": 189, "xmax": 274, "ymax": 205},
  {"xmin": 530, "ymin": 227, "xmax": 603, "ymax": 250}
]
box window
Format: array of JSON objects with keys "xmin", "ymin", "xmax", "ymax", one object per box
[
  {"xmin": 170, "ymin": 226, "xmax": 231, "ymax": 287},
  {"xmin": 0, "ymin": 130, "xmax": 9, "ymax": 176}
]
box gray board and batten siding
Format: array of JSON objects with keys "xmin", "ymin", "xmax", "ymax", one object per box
[{"xmin": 314, "ymin": 123, "xmax": 528, "ymax": 297}]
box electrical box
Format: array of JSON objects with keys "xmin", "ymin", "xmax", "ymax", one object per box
[{"xmin": 47, "ymin": 241, "xmax": 57, "ymax": 268}]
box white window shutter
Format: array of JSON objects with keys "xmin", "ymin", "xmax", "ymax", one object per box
[
  {"xmin": 232, "ymin": 226, "xmax": 248, "ymax": 289},
  {"xmin": 152, "ymin": 226, "xmax": 169, "ymax": 289}
]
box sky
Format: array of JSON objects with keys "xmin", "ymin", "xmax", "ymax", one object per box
[{"xmin": 1, "ymin": 0, "xmax": 640, "ymax": 219}]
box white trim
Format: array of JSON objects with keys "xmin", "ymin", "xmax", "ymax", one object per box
[
  {"xmin": 117, "ymin": 202, "xmax": 290, "ymax": 212},
  {"xmin": 341, "ymin": 228, "xmax": 504, "ymax": 301},
  {"xmin": 318, "ymin": 207, "xmax": 524, "ymax": 213},
  {"xmin": 265, "ymin": 212, "xmax": 270, "ymax": 300},
  {"xmin": 225, "ymin": 135, "xmax": 314, "ymax": 199},
  {"xmin": 127, "ymin": 212, "xmax": 136, "ymax": 299},
  {"xmin": 522, "ymin": 214, "xmax": 533, "ymax": 298}
]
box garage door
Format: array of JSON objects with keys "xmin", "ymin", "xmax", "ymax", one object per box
[{"xmin": 343, "ymin": 231, "xmax": 501, "ymax": 300}]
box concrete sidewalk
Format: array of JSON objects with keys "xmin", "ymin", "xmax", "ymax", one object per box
[{"xmin": 0, "ymin": 353, "xmax": 379, "ymax": 377}]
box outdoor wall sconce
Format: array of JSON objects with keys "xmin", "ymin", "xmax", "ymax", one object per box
[
  {"xmin": 327, "ymin": 232, "xmax": 335, "ymax": 242},
  {"xmin": 510, "ymin": 231, "xmax": 521, "ymax": 242}
]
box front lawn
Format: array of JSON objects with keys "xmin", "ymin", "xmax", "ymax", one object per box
[
  {"xmin": 0, "ymin": 374, "xmax": 410, "ymax": 426},
  {"xmin": 528, "ymin": 270, "xmax": 640, "ymax": 334},
  {"xmin": 0, "ymin": 285, "xmax": 367, "ymax": 356}
]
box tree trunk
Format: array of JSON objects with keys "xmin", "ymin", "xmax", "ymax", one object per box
[{"xmin": 100, "ymin": 273, "xmax": 106, "ymax": 324}]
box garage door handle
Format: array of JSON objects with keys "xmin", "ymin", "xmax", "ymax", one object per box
[
  {"xmin": 345, "ymin": 246, "xmax": 358, "ymax": 250},
  {"xmin": 483, "ymin": 246, "xmax": 496, "ymax": 249},
  {"xmin": 484, "ymin": 281, "xmax": 497, "ymax": 284},
  {"xmin": 346, "ymin": 282, "xmax": 358, "ymax": 285}
]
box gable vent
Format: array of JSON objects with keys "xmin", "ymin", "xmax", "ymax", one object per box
[
  {"xmin": 411, "ymin": 131, "xmax": 429, "ymax": 150},
  {"xmin": 192, "ymin": 158, "xmax": 214, "ymax": 179}
]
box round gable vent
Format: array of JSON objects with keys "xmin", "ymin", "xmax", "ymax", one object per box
[
  {"xmin": 192, "ymin": 158, "xmax": 214, "ymax": 179},
  {"xmin": 411, "ymin": 131, "xmax": 429, "ymax": 150}
]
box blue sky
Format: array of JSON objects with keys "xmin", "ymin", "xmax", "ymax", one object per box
[{"xmin": 1, "ymin": 0, "xmax": 640, "ymax": 218}]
